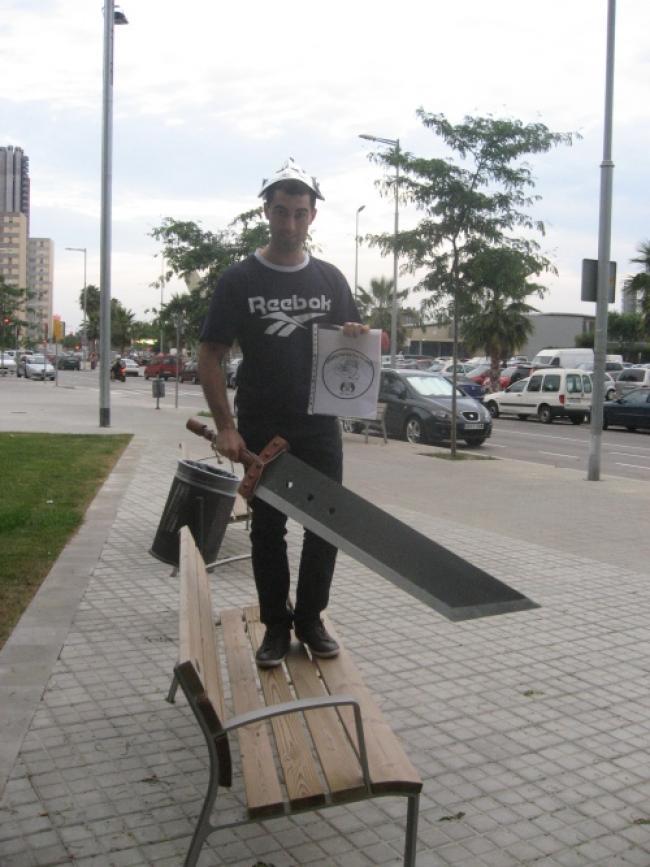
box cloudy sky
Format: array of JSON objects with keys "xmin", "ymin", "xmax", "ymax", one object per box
[{"xmin": 2, "ymin": 0, "xmax": 649, "ymax": 332}]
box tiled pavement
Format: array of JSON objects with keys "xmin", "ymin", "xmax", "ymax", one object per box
[{"xmin": 2, "ymin": 383, "xmax": 650, "ymax": 865}]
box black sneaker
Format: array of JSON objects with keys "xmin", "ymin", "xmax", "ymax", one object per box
[
  {"xmin": 255, "ymin": 625, "xmax": 291, "ymax": 668},
  {"xmin": 295, "ymin": 620, "xmax": 339, "ymax": 659}
]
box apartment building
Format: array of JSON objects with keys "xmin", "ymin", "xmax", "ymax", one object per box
[{"xmin": 27, "ymin": 238, "xmax": 54, "ymax": 339}]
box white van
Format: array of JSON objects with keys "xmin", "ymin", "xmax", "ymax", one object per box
[
  {"xmin": 531, "ymin": 348, "xmax": 594, "ymax": 369},
  {"xmin": 484, "ymin": 368, "xmax": 593, "ymax": 424}
]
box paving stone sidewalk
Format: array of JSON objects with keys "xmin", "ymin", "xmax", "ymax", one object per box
[{"xmin": 2, "ymin": 409, "xmax": 650, "ymax": 864}]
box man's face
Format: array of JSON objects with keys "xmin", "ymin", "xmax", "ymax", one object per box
[{"xmin": 264, "ymin": 189, "xmax": 316, "ymax": 254}]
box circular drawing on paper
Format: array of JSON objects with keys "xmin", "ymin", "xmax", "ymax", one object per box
[{"xmin": 321, "ymin": 349, "xmax": 375, "ymax": 399}]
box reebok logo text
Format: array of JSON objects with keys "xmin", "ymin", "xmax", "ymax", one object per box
[{"xmin": 248, "ymin": 295, "xmax": 332, "ymax": 315}]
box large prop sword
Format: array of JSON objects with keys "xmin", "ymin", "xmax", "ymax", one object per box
[{"xmin": 187, "ymin": 418, "xmax": 538, "ymax": 623}]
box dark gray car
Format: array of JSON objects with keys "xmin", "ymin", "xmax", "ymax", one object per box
[{"xmin": 379, "ymin": 369, "xmax": 493, "ymax": 447}]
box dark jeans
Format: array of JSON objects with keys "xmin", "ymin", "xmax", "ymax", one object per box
[{"xmin": 237, "ymin": 414, "xmax": 343, "ymax": 629}]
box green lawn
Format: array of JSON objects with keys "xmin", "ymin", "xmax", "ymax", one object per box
[{"xmin": 0, "ymin": 432, "xmax": 131, "ymax": 648}]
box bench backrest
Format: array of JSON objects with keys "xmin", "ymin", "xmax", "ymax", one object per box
[{"xmin": 177, "ymin": 526, "xmax": 232, "ymax": 786}]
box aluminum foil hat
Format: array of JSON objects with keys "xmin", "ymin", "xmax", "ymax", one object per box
[{"xmin": 258, "ymin": 157, "xmax": 325, "ymax": 201}]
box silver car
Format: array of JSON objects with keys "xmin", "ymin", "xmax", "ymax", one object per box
[{"xmin": 18, "ymin": 354, "xmax": 55, "ymax": 380}]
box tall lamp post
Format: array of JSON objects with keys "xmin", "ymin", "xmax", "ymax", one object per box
[
  {"xmin": 99, "ymin": 1, "xmax": 128, "ymax": 427},
  {"xmin": 359, "ymin": 133, "xmax": 400, "ymax": 367},
  {"xmin": 354, "ymin": 205, "xmax": 365, "ymax": 301},
  {"xmin": 588, "ymin": 0, "xmax": 616, "ymax": 481},
  {"xmin": 65, "ymin": 246, "xmax": 87, "ymax": 368}
]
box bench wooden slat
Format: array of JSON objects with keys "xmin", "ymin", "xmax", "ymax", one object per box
[
  {"xmin": 285, "ymin": 644, "xmax": 367, "ymax": 800},
  {"xmin": 179, "ymin": 527, "xmax": 226, "ymax": 724},
  {"xmin": 315, "ymin": 616, "xmax": 422, "ymax": 796},
  {"xmin": 221, "ymin": 608, "xmax": 285, "ymax": 818},
  {"xmin": 245, "ymin": 608, "xmax": 326, "ymax": 810}
]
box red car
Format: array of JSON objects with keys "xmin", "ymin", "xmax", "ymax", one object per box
[
  {"xmin": 499, "ymin": 364, "xmax": 535, "ymax": 389},
  {"xmin": 466, "ymin": 363, "xmax": 493, "ymax": 385},
  {"xmin": 144, "ymin": 354, "xmax": 179, "ymax": 380}
]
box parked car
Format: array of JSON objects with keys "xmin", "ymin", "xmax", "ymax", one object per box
[
  {"xmin": 118, "ymin": 357, "xmax": 139, "ymax": 376},
  {"xmin": 465, "ymin": 363, "xmax": 493, "ymax": 386},
  {"xmin": 603, "ymin": 388, "xmax": 650, "ymax": 432},
  {"xmin": 226, "ymin": 357, "xmax": 242, "ymax": 388},
  {"xmin": 144, "ymin": 354, "xmax": 179, "ymax": 380},
  {"xmin": 483, "ymin": 368, "xmax": 593, "ymax": 424},
  {"xmin": 499, "ymin": 364, "xmax": 535, "ymax": 389},
  {"xmin": 56, "ymin": 354, "xmax": 81, "ymax": 370},
  {"xmin": 17, "ymin": 354, "xmax": 56, "ymax": 380},
  {"xmin": 0, "ymin": 353, "xmax": 17, "ymax": 374},
  {"xmin": 180, "ymin": 360, "xmax": 200, "ymax": 383},
  {"xmin": 442, "ymin": 374, "xmax": 486, "ymax": 401},
  {"xmin": 378, "ymin": 369, "xmax": 492, "ymax": 446},
  {"xmin": 614, "ymin": 367, "xmax": 650, "ymax": 398},
  {"xmin": 427, "ymin": 360, "xmax": 474, "ymax": 376}
]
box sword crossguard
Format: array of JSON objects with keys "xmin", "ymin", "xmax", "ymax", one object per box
[{"xmin": 238, "ymin": 437, "xmax": 289, "ymax": 501}]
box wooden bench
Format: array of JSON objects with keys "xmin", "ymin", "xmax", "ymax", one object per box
[
  {"xmin": 168, "ymin": 526, "xmax": 421, "ymax": 867},
  {"xmin": 341, "ymin": 401, "xmax": 388, "ymax": 444}
]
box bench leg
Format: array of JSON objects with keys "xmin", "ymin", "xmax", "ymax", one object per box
[
  {"xmin": 184, "ymin": 745, "xmax": 220, "ymax": 867},
  {"xmin": 167, "ymin": 673, "xmax": 179, "ymax": 704},
  {"xmin": 403, "ymin": 793, "xmax": 419, "ymax": 867}
]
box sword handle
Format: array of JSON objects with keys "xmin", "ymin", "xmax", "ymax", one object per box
[{"xmin": 185, "ymin": 417, "xmax": 287, "ymax": 477}]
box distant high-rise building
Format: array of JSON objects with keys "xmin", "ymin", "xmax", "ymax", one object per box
[
  {"xmin": 27, "ymin": 238, "xmax": 54, "ymax": 340},
  {"xmin": 0, "ymin": 146, "xmax": 30, "ymax": 229}
]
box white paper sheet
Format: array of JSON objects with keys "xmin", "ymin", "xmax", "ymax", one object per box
[{"xmin": 308, "ymin": 326, "xmax": 382, "ymax": 418}]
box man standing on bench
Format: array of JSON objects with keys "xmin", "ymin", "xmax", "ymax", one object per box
[{"xmin": 198, "ymin": 158, "xmax": 368, "ymax": 668}]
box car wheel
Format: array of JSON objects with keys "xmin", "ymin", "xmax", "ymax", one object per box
[
  {"xmin": 485, "ymin": 400, "xmax": 499, "ymax": 418},
  {"xmin": 626, "ymin": 425, "xmax": 637, "ymax": 432},
  {"xmin": 517, "ymin": 414, "xmax": 528, "ymax": 420},
  {"xmin": 569, "ymin": 415, "xmax": 584, "ymax": 425},
  {"xmin": 538, "ymin": 405, "xmax": 553, "ymax": 424},
  {"xmin": 404, "ymin": 416, "xmax": 423, "ymax": 444},
  {"xmin": 464, "ymin": 437, "xmax": 486, "ymax": 447}
]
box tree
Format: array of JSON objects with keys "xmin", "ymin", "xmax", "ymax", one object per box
[
  {"xmin": 355, "ymin": 277, "xmax": 410, "ymax": 349},
  {"xmin": 150, "ymin": 209, "xmax": 271, "ymax": 349},
  {"xmin": 369, "ymin": 110, "xmax": 575, "ymax": 454},
  {"xmin": 460, "ymin": 247, "xmax": 541, "ymax": 388},
  {"xmin": 0, "ymin": 277, "xmax": 28, "ymax": 347},
  {"xmin": 111, "ymin": 299, "xmax": 136, "ymax": 354},
  {"xmin": 79, "ymin": 284, "xmax": 100, "ymax": 348},
  {"xmin": 624, "ymin": 240, "xmax": 650, "ymax": 332},
  {"xmin": 605, "ymin": 311, "xmax": 647, "ymax": 361}
]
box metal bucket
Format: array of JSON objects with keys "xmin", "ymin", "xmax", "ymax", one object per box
[{"xmin": 150, "ymin": 459, "xmax": 240, "ymax": 567}]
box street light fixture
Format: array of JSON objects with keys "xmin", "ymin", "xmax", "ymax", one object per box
[
  {"xmin": 359, "ymin": 133, "xmax": 400, "ymax": 367},
  {"xmin": 65, "ymin": 247, "xmax": 87, "ymax": 368},
  {"xmin": 354, "ymin": 205, "xmax": 365, "ymax": 302},
  {"xmin": 99, "ymin": 1, "xmax": 128, "ymax": 427}
]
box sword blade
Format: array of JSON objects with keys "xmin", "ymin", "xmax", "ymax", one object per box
[{"xmin": 254, "ymin": 453, "xmax": 538, "ymax": 622}]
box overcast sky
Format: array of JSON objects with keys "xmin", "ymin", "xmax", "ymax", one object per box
[{"xmin": 2, "ymin": 0, "xmax": 649, "ymax": 332}]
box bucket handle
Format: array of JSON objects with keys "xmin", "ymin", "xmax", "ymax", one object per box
[{"xmin": 186, "ymin": 418, "xmax": 289, "ymax": 500}]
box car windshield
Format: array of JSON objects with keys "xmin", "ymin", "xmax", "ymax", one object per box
[
  {"xmin": 403, "ymin": 373, "xmax": 459, "ymax": 397},
  {"xmin": 29, "ymin": 355, "xmax": 46, "ymax": 364}
]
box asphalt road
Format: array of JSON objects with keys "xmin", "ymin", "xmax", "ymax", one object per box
[
  {"xmin": 18, "ymin": 369, "xmax": 650, "ymax": 481},
  {"xmin": 485, "ymin": 415, "xmax": 650, "ymax": 480}
]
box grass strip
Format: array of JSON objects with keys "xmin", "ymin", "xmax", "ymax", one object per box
[{"xmin": 0, "ymin": 432, "xmax": 131, "ymax": 648}]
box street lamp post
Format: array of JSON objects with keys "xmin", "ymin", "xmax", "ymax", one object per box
[
  {"xmin": 588, "ymin": 0, "xmax": 616, "ymax": 482},
  {"xmin": 354, "ymin": 205, "xmax": 365, "ymax": 301},
  {"xmin": 65, "ymin": 247, "xmax": 87, "ymax": 368},
  {"xmin": 359, "ymin": 133, "xmax": 400, "ymax": 367},
  {"xmin": 99, "ymin": 1, "xmax": 128, "ymax": 427}
]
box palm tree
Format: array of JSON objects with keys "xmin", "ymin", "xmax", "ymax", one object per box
[
  {"xmin": 355, "ymin": 277, "xmax": 410, "ymax": 349},
  {"xmin": 624, "ymin": 241, "xmax": 650, "ymax": 332},
  {"xmin": 461, "ymin": 247, "xmax": 544, "ymax": 389}
]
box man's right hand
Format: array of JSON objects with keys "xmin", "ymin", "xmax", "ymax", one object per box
[{"xmin": 215, "ymin": 427, "xmax": 246, "ymax": 463}]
